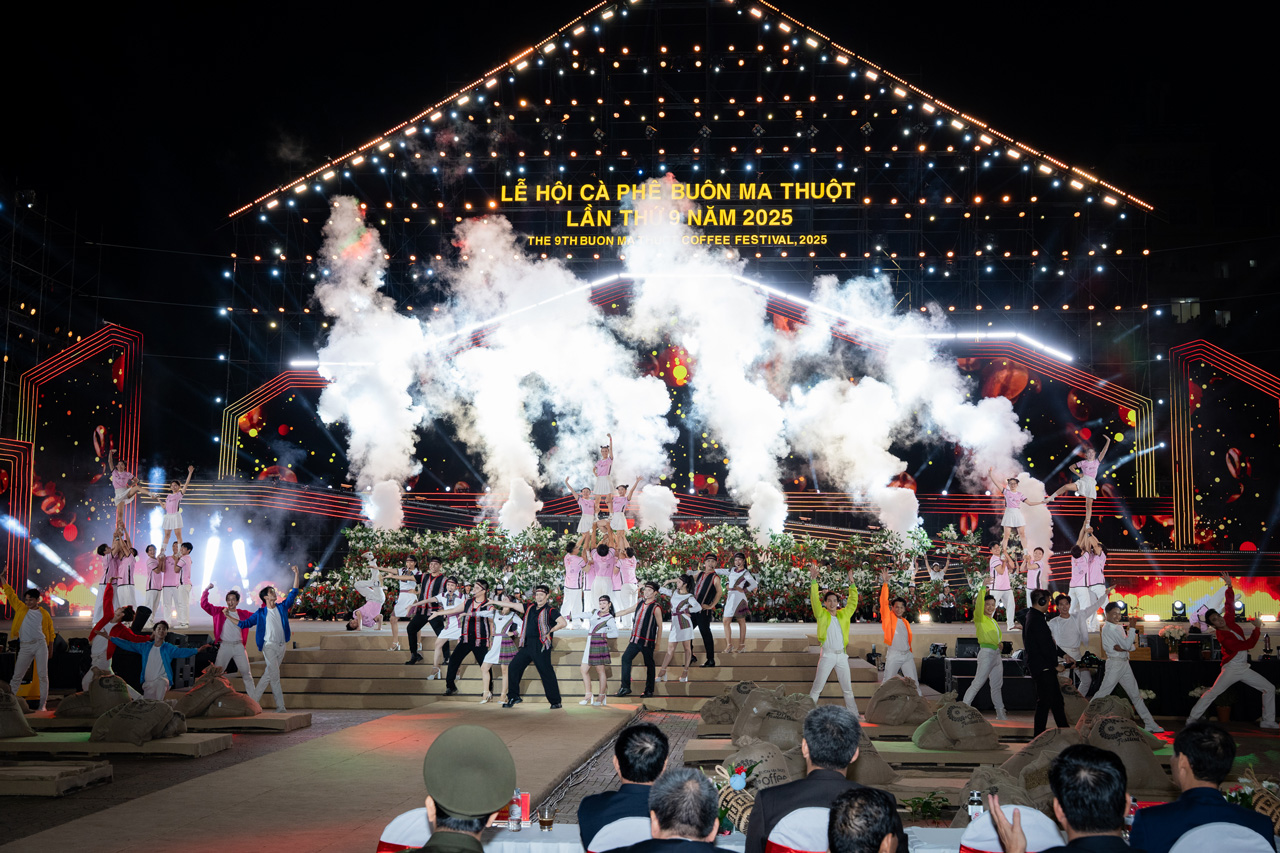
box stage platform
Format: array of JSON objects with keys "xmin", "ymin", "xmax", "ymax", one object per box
[
  {"xmin": 0, "ymin": 760, "xmax": 113, "ymax": 797},
  {"xmin": 28, "ymin": 712, "xmax": 313, "ymax": 734},
  {"xmin": 697, "ymin": 717, "xmax": 1042, "ymax": 740},
  {"xmin": 0, "ymin": 732, "xmax": 232, "ymax": 759},
  {"xmin": 0, "ymin": 700, "xmax": 636, "ymax": 853}
]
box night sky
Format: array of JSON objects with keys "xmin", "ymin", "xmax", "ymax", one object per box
[{"xmin": 3, "ymin": 0, "xmax": 1275, "ymax": 466}]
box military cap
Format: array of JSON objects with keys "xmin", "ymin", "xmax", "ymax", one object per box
[{"xmin": 422, "ymin": 724, "xmax": 517, "ymax": 818}]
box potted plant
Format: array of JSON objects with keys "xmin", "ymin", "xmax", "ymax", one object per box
[
  {"xmin": 903, "ymin": 791, "xmax": 951, "ymax": 827},
  {"xmin": 1160, "ymin": 625, "xmax": 1187, "ymax": 660}
]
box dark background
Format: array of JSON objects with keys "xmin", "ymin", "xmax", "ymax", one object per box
[{"xmin": 2, "ymin": 1, "xmax": 1275, "ymax": 524}]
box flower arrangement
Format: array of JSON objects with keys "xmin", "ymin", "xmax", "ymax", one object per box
[
  {"xmin": 1138, "ymin": 689, "xmax": 1156, "ymax": 701},
  {"xmin": 1223, "ymin": 770, "xmax": 1280, "ymax": 808},
  {"xmin": 710, "ymin": 762, "xmax": 761, "ymax": 833},
  {"xmin": 311, "ymin": 522, "xmax": 991, "ymax": 623},
  {"xmin": 1160, "ymin": 625, "xmax": 1187, "ymax": 644}
]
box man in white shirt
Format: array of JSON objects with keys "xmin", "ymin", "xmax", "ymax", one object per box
[
  {"xmin": 1048, "ymin": 587, "xmax": 1109, "ymax": 698},
  {"xmin": 1093, "ymin": 602, "xmax": 1163, "ymax": 732},
  {"xmin": 3, "ymin": 581, "xmax": 54, "ymax": 711},
  {"xmin": 234, "ymin": 565, "xmax": 300, "ymax": 712}
]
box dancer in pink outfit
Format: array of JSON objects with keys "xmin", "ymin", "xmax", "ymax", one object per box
[
  {"xmin": 158, "ymin": 465, "xmax": 194, "ymax": 552},
  {"xmin": 593, "ymin": 433, "xmax": 614, "ymax": 496},
  {"xmin": 1046, "ymin": 437, "xmax": 1112, "ymax": 533}
]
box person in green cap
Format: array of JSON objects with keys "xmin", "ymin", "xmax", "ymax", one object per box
[
  {"xmin": 398, "ymin": 723, "xmax": 519, "ymax": 853},
  {"xmin": 806, "ymin": 562, "xmax": 859, "ymax": 714},
  {"xmin": 962, "ymin": 581, "xmax": 1007, "ymax": 720}
]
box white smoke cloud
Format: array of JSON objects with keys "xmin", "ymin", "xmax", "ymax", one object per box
[
  {"xmin": 620, "ymin": 177, "xmax": 789, "ymax": 538},
  {"xmin": 636, "ymin": 485, "xmax": 679, "ymax": 534},
  {"xmin": 365, "ymin": 481, "xmax": 404, "ymax": 531},
  {"xmin": 313, "ymin": 198, "xmax": 429, "ymax": 529}
]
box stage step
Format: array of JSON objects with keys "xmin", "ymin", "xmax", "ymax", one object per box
[
  {"xmin": 262, "ymin": 662, "xmax": 872, "ymax": 683},
  {"xmin": 275, "ymin": 649, "xmax": 831, "ymax": 668},
  {"xmin": 259, "ymin": 674, "xmax": 882, "ymax": 698},
  {"xmin": 318, "ymin": 633, "xmax": 811, "ymax": 653}
]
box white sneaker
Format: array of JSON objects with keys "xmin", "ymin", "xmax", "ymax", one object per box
[
  {"xmin": 579, "ymin": 695, "xmax": 593, "ymax": 705},
  {"xmin": 996, "ymin": 711, "xmax": 1008, "ymax": 721},
  {"xmin": 1261, "ymin": 721, "xmax": 1280, "ymax": 730},
  {"xmin": 1145, "ymin": 723, "xmax": 1166, "ymax": 733}
]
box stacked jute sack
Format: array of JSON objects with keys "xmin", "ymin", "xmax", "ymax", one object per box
[
  {"xmin": 912, "ymin": 692, "xmax": 1001, "ymax": 751},
  {"xmin": 0, "ymin": 681, "xmax": 36, "ymax": 739},
  {"xmin": 865, "ymin": 676, "xmax": 934, "ymax": 727},
  {"xmin": 48, "ymin": 673, "xmax": 189, "ymax": 746},
  {"xmin": 949, "ymin": 694, "xmax": 1174, "ymax": 829},
  {"xmin": 171, "ymin": 667, "xmax": 262, "ymax": 719}
]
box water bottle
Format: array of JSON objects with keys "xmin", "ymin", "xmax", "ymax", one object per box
[
  {"xmin": 967, "ymin": 790, "xmax": 984, "ymax": 822},
  {"xmin": 508, "ymin": 788, "xmax": 522, "ymax": 831}
]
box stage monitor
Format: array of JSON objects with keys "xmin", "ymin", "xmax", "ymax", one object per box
[{"xmin": 955, "ymin": 638, "xmax": 980, "ymax": 658}]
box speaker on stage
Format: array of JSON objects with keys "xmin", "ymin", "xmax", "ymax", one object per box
[{"xmin": 955, "ymin": 638, "xmax": 980, "ymax": 658}]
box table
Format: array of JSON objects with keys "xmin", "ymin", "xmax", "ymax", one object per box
[
  {"xmin": 482, "ymin": 824, "xmax": 747, "ymax": 853},
  {"xmin": 904, "ymin": 828, "xmax": 965, "ymax": 853},
  {"xmin": 1124, "ymin": 659, "xmax": 1280, "ymax": 719}
]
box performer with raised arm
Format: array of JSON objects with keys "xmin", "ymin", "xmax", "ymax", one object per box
[
  {"xmin": 987, "ymin": 467, "xmax": 1028, "ymax": 550},
  {"xmin": 593, "ymin": 433, "xmax": 614, "ymax": 497},
  {"xmin": 107, "ymin": 448, "xmax": 151, "ymax": 528},
  {"xmin": 608, "ymin": 478, "xmax": 643, "ymax": 552},
  {"xmin": 1082, "ymin": 527, "xmax": 1108, "ymax": 632},
  {"xmin": 384, "ymin": 555, "xmax": 420, "ymax": 653},
  {"xmin": 423, "ymin": 577, "xmax": 466, "ymax": 679},
  {"xmin": 1046, "ymin": 437, "xmax": 1111, "ymax": 532},
  {"xmin": 405, "ymin": 555, "xmax": 449, "ymax": 666},
  {"xmin": 615, "ymin": 547, "xmax": 639, "ymax": 628},
  {"xmin": 3, "ymin": 575, "xmax": 53, "ymax": 712},
  {"xmin": 580, "ymin": 595, "xmax": 617, "ymax": 706},
  {"xmin": 201, "ymin": 582, "xmax": 257, "ymax": 695},
  {"xmin": 443, "ymin": 579, "xmax": 494, "ymax": 697},
  {"xmin": 1023, "ymin": 546, "xmax": 1049, "ymax": 609},
  {"xmin": 988, "ymin": 544, "xmax": 1018, "ymax": 631},
  {"xmin": 563, "ymin": 542, "xmax": 587, "ymax": 630},
  {"xmin": 158, "ymin": 465, "xmax": 194, "ymax": 553},
  {"xmin": 142, "ymin": 544, "xmax": 163, "ymax": 625},
  {"xmin": 720, "ymin": 551, "xmax": 759, "ymax": 655},
  {"xmin": 565, "ymin": 479, "xmax": 600, "ymax": 547},
  {"xmin": 1049, "ymin": 585, "xmax": 1111, "ymax": 699},
  {"xmin": 656, "ymin": 574, "xmax": 702, "ymax": 683},
  {"xmin": 615, "ymin": 581, "xmax": 664, "ymax": 698},
  {"xmin": 235, "ymin": 565, "xmax": 301, "ymax": 713},
  {"xmin": 808, "ymin": 563, "xmax": 860, "ymax": 713},
  {"xmin": 85, "ymin": 583, "xmax": 144, "ymax": 695},
  {"xmin": 691, "ymin": 553, "xmax": 723, "ymax": 667},
  {"xmin": 479, "ymin": 585, "xmax": 521, "ymax": 705},
  {"xmin": 159, "ymin": 542, "xmax": 181, "ymax": 625},
  {"xmin": 963, "ymin": 580, "xmax": 1007, "ymax": 720},
  {"xmin": 109, "ymin": 621, "xmax": 200, "ymax": 700},
  {"xmin": 1094, "ymin": 603, "xmax": 1164, "ymax": 732},
  {"xmin": 1187, "ymin": 572, "xmax": 1279, "ymax": 729},
  {"xmin": 878, "ymin": 565, "xmax": 922, "ymax": 694},
  {"xmin": 175, "ymin": 542, "xmax": 194, "ymax": 628},
  {"xmin": 498, "ymin": 584, "xmax": 568, "ymax": 709}
]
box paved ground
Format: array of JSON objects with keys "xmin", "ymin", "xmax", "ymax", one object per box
[{"xmin": 2, "ymin": 709, "xmax": 394, "ymax": 842}]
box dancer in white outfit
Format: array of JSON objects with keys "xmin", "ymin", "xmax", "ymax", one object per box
[
  {"xmin": 988, "ymin": 545, "xmax": 1018, "ymax": 631},
  {"xmin": 1094, "ymin": 602, "xmax": 1163, "ymax": 732},
  {"xmin": 1187, "ymin": 572, "xmax": 1279, "ymax": 729},
  {"xmin": 1049, "ymin": 586, "xmax": 1109, "ymax": 698},
  {"xmin": 385, "ymin": 555, "xmax": 419, "ymax": 652},
  {"xmin": 580, "ymin": 596, "xmax": 618, "ymax": 706},
  {"xmin": 807, "ymin": 563, "xmax": 861, "ymax": 714},
  {"xmin": 480, "ymin": 588, "xmax": 522, "ymax": 704},
  {"xmin": 656, "ymin": 575, "xmax": 702, "ymax": 682},
  {"xmin": 878, "ymin": 567, "xmax": 921, "ymax": 694},
  {"xmin": 719, "ymin": 551, "xmax": 759, "ymax": 654},
  {"xmin": 157, "ymin": 465, "xmax": 193, "ymax": 554},
  {"xmin": 607, "ymin": 479, "xmax": 643, "ymax": 552}
]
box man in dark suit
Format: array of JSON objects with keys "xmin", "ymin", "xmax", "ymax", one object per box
[
  {"xmin": 1024, "ymin": 589, "xmax": 1069, "ymax": 735},
  {"xmin": 988, "ymin": 744, "xmax": 1137, "ymax": 853},
  {"xmin": 1128, "ymin": 721, "xmax": 1274, "ymax": 853},
  {"xmin": 611, "ymin": 768, "xmax": 720, "ymax": 853},
  {"xmin": 745, "ymin": 705, "xmax": 908, "ymax": 853},
  {"xmin": 578, "ymin": 724, "xmax": 670, "ymax": 853}
]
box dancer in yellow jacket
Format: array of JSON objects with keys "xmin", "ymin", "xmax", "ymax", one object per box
[
  {"xmin": 962, "ymin": 584, "xmax": 1007, "ymax": 719},
  {"xmin": 807, "ymin": 563, "xmax": 861, "ymax": 713},
  {"xmin": 879, "ymin": 566, "xmax": 922, "ymax": 695},
  {"xmin": 3, "ymin": 577, "xmax": 55, "ymax": 712}
]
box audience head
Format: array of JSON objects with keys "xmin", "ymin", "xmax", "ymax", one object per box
[
  {"xmin": 1172, "ymin": 721, "xmax": 1236, "ymax": 788},
  {"xmin": 1048, "ymin": 744, "xmax": 1128, "ymax": 835},
  {"xmin": 828, "ymin": 787, "xmax": 901, "ymax": 853},
  {"xmin": 802, "ymin": 705, "xmax": 862, "ymax": 771},
  {"xmin": 421, "ymin": 724, "xmax": 517, "ymax": 837},
  {"xmin": 614, "ymin": 723, "xmax": 670, "ymax": 784},
  {"xmin": 648, "ymin": 767, "xmax": 718, "ymax": 842}
]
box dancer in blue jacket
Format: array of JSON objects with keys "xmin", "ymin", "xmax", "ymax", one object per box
[
  {"xmin": 234, "ymin": 565, "xmax": 300, "ymax": 712},
  {"xmin": 109, "ymin": 621, "xmax": 201, "ymax": 700}
]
